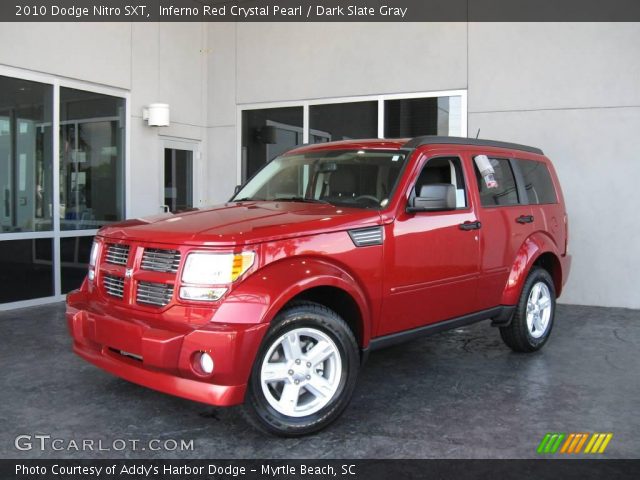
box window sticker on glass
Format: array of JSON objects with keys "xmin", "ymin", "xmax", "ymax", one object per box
[{"xmin": 474, "ymin": 154, "xmax": 498, "ymax": 189}]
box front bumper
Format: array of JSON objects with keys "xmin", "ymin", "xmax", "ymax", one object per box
[{"xmin": 66, "ymin": 289, "xmax": 269, "ymax": 407}]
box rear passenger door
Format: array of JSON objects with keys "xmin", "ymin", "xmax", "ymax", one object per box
[{"xmin": 470, "ymin": 155, "xmax": 535, "ymax": 310}]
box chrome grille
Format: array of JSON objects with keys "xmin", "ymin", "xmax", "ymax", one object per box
[
  {"xmin": 141, "ymin": 248, "xmax": 181, "ymax": 273},
  {"xmin": 103, "ymin": 275, "xmax": 125, "ymax": 299},
  {"xmin": 136, "ymin": 282, "xmax": 174, "ymax": 307},
  {"xmin": 105, "ymin": 243, "xmax": 130, "ymax": 266},
  {"xmin": 348, "ymin": 226, "xmax": 383, "ymax": 247}
]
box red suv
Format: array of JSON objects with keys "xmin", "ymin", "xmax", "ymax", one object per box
[{"xmin": 67, "ymin": 136, "xmax": 570, "ymax": 436}]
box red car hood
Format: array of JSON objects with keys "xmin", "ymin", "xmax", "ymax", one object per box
[{"xmin": 98, "ymin": 201, "xmax": 382, "ymax": 246}]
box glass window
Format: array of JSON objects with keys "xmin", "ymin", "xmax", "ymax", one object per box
[
  {"xmin": 309, "ymin": 102, "xmax": 377, "ymax": 144},
  {"xmin": 475, "ymin": 158, "xmax": 520, "ymax": 207},
  {"xmin": 60, "ymin": 88, "xmax": 125, "ymax": 230},
  {"xmin": 242, "ymin": 107, "xmax": 303, "ymax": 181},
  {"xmin": 164, "ymin": 148, "xmax": 193, "ymax": 213},
  {"xmin": 233, "ymin": 150, "xmax": 407, "ymax": 210},
  {"xmin": 0, "ymin": 238, "xmax": 54, "ymax": 302},
  {"xmin": 414, "ymin": 157, "xmax": 467, "ymax": 208},
  {"xmin": 0, "ymin": 75, "xmax": 54, "ymax": 233},
  {"xmin": 61, "ymin": 235, "xmax": 93, "ymax": 294},
  {"xmin": 516, "ymin": 159, "xmax": 558, "ymax": 204},
  {"xmin": 385, "ymin": 96, "xmax": 462, "ymax": 138}
]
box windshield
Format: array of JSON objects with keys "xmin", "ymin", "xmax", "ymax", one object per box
[{"xmin": 232, "ymin": 150, "xmax": 407, "ymax": 209}]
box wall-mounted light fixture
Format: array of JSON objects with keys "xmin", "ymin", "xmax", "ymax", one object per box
[{"xmin": 142, "ymin": 103, "xmax": 170, "ymax": 126}]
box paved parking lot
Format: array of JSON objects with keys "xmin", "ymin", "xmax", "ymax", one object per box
[{"xmin": 1, "ymin": 303, "xmax": 638, "ymax": 458}]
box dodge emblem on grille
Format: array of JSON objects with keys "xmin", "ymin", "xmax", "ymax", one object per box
[{"xmin": 125, "ymin": 268, "xmax": 133, "ymax": 279}]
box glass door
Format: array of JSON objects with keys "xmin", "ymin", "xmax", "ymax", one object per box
[{"xmin": 163, "ymin": 147, "xmax": 193, "ymax": 213}]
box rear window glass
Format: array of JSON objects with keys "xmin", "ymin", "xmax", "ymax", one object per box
[
  {"xmin": 516, "ymin": 159, "xmax": 558, "ymax": 204},
  {"xmin": 474, "ymin": 158, "xmax": 519, "ymax": 206}
]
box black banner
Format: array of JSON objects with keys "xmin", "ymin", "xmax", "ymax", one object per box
[
  {"xmin": 2, "ymin": 0, "xmax": 640, "ymax": 22},
  {"xmin": 2, "ymin": 459, "xmax": 640, "ymax": 480}
]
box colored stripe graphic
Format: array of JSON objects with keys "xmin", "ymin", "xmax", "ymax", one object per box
[
  {"xmin": 539, "ymin": 432, "xmax": 613, "ymax": 454},
  {"xmin": 537, "ymin": 433, "xmax": 565, "ymax": 454},
  {"xmin": 574, "ymin": 433, "xmax": 589, "ymax": 453},
  {"xmin": 585, "ymin": 433, "xmax": 614, "ymax": 454},
  {"xmin": 560, "ymin": 433, "xmax": 575, "ymax": 453}
]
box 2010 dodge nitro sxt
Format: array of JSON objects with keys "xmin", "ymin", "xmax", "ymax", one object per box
[{"xmin": 67, "ymin": 136, "xmax": 571, "ymax": 436}]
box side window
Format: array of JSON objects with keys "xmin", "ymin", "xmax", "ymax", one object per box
[
  {"xmin": 414, "ymin": 156, "xmax": 467, "ymax": 208},
  {"xmin": 516, "ymin": 159, "xmax": 558, "ymax": 204},
  {"xmin": 474, "ymin": 158, "xmax": 519, "ymax": 206}
]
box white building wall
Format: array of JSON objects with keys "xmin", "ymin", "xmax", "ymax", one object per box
[{"xmin": 467, "ymin": 23, "xmax": 640, "ymax": 309}]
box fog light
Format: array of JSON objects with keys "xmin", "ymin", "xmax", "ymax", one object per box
[
  {"xmin": 180, "ymin": 286, "xmax": 227, "ymax": 301},
  {"xmin": 199, "ymin": 352, "xmax": 214, "ymax": 374}
]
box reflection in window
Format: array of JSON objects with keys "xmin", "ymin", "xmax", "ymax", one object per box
[
  {"xmin": 0, "ymin": 238, "xmax": 54, "ymax": 302},
  {"xmin": 385, "ymin": 96, "xmax": 462, "ymax": 138},
  {"xmin": 0, "ymin": 75, "xmax": 53, "ymax": 233},
  {"xmin": 60, "ymin": 88, "xmax": 125, "ymax": 230},
  {"xmin": 309, "ymin": 102, "xmax": 377, "ymax": 144},
  {"xmin": 61, "ymin": 235, "xmax": 94, "ymax": 294},
  {"xmin": 516, "ymin": 159, "xmax": 558, "ymax": 205},
  {"xmin": 241, "ymin": 107, "xmax": 303, "ymax": 181}
]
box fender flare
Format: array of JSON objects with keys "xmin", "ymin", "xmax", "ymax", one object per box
[
  {"xmin": 211, "ymin": 256, "xmax": 372, "ymax": 345},
  {"xmin": 501, "ymin": 232, "xmax": 563, "ymax": 305}
]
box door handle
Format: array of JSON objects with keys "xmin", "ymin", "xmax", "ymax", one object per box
[
  {"xmin": 459, "ymin": 221, "xmax": 482, "ymax": 231},
  {"xmin": 516, "ymin": 215, "xmax": 534, "ymax": 224}
]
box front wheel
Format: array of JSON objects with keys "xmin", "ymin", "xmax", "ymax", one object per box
[
  {"xmin": 500, "ymin": 267, "xmax": 556, "ymax": 352},
  {"xmin": 243, "ymin": 301, "xmax": 359, "ymax": 436}
]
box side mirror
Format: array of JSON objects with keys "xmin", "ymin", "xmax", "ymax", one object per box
[{"xmin": 407, "ymin": 184, "xmax": 456, "ymax": 213}]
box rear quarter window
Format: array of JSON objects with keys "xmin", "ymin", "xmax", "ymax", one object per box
[{"xmin": 516, "ymin": 159, "xmax": 558, "ymax": 204}]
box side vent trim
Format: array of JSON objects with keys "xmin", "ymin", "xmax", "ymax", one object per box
[{"xmin": 348, "ymin": 226, "xmax": 383, "ymax": 247}]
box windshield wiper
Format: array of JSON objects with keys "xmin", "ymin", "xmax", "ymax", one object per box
[
  {"xmin": 276, "ymin": 196, "xmax": 330, "ymax": 204},
  {"xmin": 234, "ymin": 197, "xmax": 264, "ymax": 202}
]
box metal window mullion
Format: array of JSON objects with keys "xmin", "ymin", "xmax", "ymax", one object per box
[
  {"xmin": 461, "ymin": 90, "xmax": 468, "ymax": 137},
  {"xmin": 52, "ymin": 80, "xmax": 61, "ymax": 297},
  {"xmin": 378, "ymin": 97, "xmax": 385, "ymax": 138},
  {"xmin": 302, "ymin": 103, "xmax": 309, "ymax": 144},
  {"xmin": 124, "ymin": 93, "xmax": 131, "ymax": 219}
]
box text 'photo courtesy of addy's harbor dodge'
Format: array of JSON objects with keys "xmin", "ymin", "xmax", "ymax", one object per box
[{"xmin": 15, "ymin": 462, "xmax": 355, "ymax": 477}]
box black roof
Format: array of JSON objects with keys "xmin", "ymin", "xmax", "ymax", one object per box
[{"xmin": 403, "ymin": 136, "xmax": 543, "ymax": 155}]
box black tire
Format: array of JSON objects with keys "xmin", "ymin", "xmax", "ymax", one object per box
[
  {"xmin": 500, "ymin": 267, "xmax": 556, "ymax": 352},
  {"xmin": 242, "ymin": 301, "xmax": 359, "ymax": 436}
]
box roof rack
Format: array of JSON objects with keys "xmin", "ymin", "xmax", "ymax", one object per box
[{"xmin": 402, "ymin": 136, "xmax": 543, "ymax": 155}]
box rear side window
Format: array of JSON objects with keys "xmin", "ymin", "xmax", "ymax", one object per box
[
  {"xmin": 516, "ymin": 159, "xmax": 558, "ymax": 204},
  {"xmin": 474, "ymin": 158, "xmax": 519, "ymax": 206}
]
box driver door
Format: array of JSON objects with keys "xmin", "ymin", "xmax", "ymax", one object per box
[{"xmin": 379, "ymin": 154, "xmax": 481, "ymax": 336}]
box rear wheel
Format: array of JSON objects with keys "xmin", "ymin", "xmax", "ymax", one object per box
[
  {"xmin": 243, "ymin": 301, "xmax": 359, "ymax": 436},
  {"xmin": 500, "ymin": 267, "xmax": 556, "ymax": 352}
]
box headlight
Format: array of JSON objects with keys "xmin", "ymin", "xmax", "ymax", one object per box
[
  {"xmin": 89, "ymin": 241, "xmax": 99, "ymax": 267},
  {"xmin": 88, "ymin": 241, "xmax": 100, "ymax": 281},
  {"xmin": 181, "ymin": 252, "xmax": 255, "ymax": 285}
]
